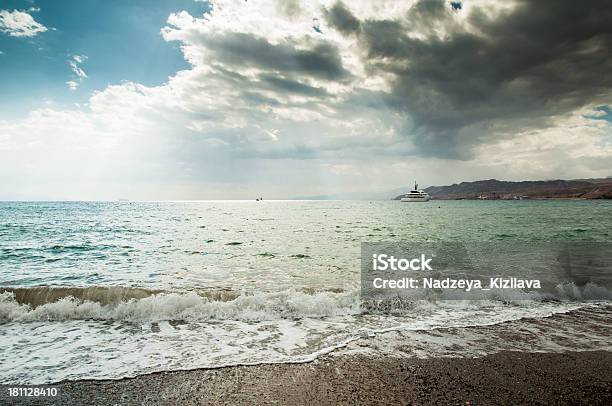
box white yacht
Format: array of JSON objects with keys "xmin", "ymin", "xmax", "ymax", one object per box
[{"xmin": 400, "ymin": 182, "xmax": 431, "ymax": 202}]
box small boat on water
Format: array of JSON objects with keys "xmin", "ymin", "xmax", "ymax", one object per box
[{"xmin": 400, "ymin": 182, "xmax": 431, "ymax": 202}]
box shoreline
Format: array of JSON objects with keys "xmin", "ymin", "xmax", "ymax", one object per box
[{"xmin": 6, "ymin": 350, "xmax": 611, "ymax": 405}]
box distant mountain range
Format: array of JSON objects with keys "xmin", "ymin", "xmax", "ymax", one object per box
[
  {"xmin": 394, "ymin": 178, "xmax": 612, "ymax": 200},
  {"xmin": 293, "ymin": 177, "xmax": 612, "ymax": 201}
]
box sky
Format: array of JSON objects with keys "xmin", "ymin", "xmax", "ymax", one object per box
[{"xmin": 0, "ymin": 0, "xmax": 611, "ymax": 200}]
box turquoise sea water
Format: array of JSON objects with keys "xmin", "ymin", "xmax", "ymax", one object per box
[
  {"xmin": 0, "ymin": 200, "xmax": 611, "ymax": 384},
  {"xmin": 2, "ymin": 200, "xmax": 611, "ymax": 290}
]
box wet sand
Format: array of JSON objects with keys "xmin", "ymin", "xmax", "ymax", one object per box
[{"xmin": 7, "ymin": 350, "xmax": 611, "ymax": 405}]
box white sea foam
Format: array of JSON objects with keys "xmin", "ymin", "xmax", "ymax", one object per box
[
  {"xmin": 1, "ymin": 288, "xmax": 605, "ymax": 385},
  {"xmin": 0, "ymin": 300, "xmax": 602, "ymax": 384},
  {"xmin": 1, "ymin": 282, "xmax": 609, "ymax": 324},
  {"xmin": 0, "ymin": 289, "xmax": 361, "ymax": 323}
]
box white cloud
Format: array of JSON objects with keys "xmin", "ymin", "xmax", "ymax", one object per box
[
  {"xmin": 69, "ymin": 61, "xmax": 86, "ymax": 78},
  {"xmin": 66, "ymin": 80, "xmax": 79, "ymax": 91},
  {"xmin": 0, "ymin": 9, "xmax": 47, "ymax": 37},
  {"xmin": 72, "ymin": 54, "xmax": 86, "ymax": 64},
  {"xmin": 66, "ymin": 55, "xmax": 88, "ymax": 89}
]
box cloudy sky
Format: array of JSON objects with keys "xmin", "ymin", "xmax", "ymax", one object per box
[{"xmin": 1, "ymin": 0, "xmax": 611, "ymax": 200}]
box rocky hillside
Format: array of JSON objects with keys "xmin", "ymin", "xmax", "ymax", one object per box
[{"xmin": 394, "ymin": 178, "xmax": 612, "ymax": 200}]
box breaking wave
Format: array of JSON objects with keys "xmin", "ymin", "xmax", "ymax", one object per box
[
  {"xmin": 0, "ymin": 286, "xmax": 360, "ymax": 323},
  {"xmin": 0, "ymin": 283, "xmax": 609, "ymax": 323}
]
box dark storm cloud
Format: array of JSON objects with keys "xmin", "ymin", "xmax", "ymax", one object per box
[
  {"xmin": 259, "ymin": 75, "xmax": 329, "ymax": 97},
  {"xmin": 329, "ymin": 0, "xmax": 612, "ymax": 159},
  {"xmin": 323, "ymin": 1, "xmax": 361, "ymax": 35},
  {"xmin": 202, "ymin": 32, "xmax": 351, "ymax": 81},
  {"xmin": 209, "ymin": 65, "xmax": 328, "ymax": 99}
]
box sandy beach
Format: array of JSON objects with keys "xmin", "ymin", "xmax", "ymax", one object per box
[{"xmin": 4, "ymin": 350, "xmax": 610, "ymax": 405}]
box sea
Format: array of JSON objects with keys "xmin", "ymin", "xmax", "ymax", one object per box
[{"xmin": 1, "ymin": 200, "xmax": 611, "ymax": 384}]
